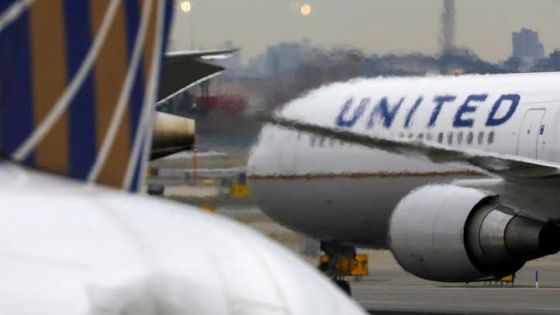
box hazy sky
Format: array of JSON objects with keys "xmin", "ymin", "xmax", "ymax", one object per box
[{"xmin": 171, "ymin": 0, "xmax": 560, "ymax": 63}]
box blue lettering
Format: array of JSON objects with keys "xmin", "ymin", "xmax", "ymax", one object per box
[
  {"xmin": 453, "ymin": 94, "xmax": 487, "ymax": 128},
  {"xmin": 429, "ymin": 95, "xmax": 456, "ymax": 127},
  {"xmin": 367, "ymin": 97, "xmax": 404, "ymax": 128},
  {"xmin": 335, "ymin": 97, "xmax": 369, "ymax": 128},
  {"xmin": 404, "ymin": 97, "xmax": 423, "ymax": 129},
  {"xmin": 485, "ymin": 94, "xmax": 520, "ymax": 126}
]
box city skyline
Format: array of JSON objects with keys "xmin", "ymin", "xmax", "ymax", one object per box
[{"xmin": 171, "ymin": 0, "xmax": 560, "ymax": 63}]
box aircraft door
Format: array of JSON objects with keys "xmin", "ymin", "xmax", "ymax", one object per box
[{"xmin": 517, "ymin": 109, "xmax": 545, "ymax": 159}]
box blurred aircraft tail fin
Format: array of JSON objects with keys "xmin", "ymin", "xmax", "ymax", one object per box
[{"xmin": 0, "ymin": 0, "xmax": 174, "ymax": 192}]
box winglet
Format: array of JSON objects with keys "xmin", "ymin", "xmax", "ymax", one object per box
[{"xmin": 0, "ymin": 0, "xmax": 174, "ymax": 192}]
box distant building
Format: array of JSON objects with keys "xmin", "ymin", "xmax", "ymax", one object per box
[
  {"xmin": 512, "ymin": 28, "xmax": 545, "ymax": 64},
  {"xmin": 545, "ymin": 49, "xmax": 560, "ymax": 71},
  {"xmin": 266, "ymin": 39, "xmax": 312, "ymax": 75},
  {"xmin": 218, "ymin": 40, "xmax": 242, "ymax": 74}
]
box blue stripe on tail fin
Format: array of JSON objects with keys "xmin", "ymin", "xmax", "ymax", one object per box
[
  {"xmin": 0, "ymin": 0, "xmax": 174, "ymax": 192},
  {"xmin": 124, "ymin": 0, "xmax": 146, "ymax": 162},
  {"xmin": 63, "ymin": 0, "xmax": 98, "ymax": 180},
  {"xmin": 0, "ymin": 7, "xmax": 35, "ymax": 164}
]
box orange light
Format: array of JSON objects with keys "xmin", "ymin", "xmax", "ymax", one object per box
[{"xmin": 300, "ymin": 4, "xmax": 312, "ymax": 16}]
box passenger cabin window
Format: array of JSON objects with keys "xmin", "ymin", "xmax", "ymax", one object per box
[
  {"xmin": 438, "ymin": 132, "xmax": 444, "ymax": 143},
  {"xmin": 457, "ymin": 132, "xmax": 464, "ymax": 145},
  {"xmin": 426, "ymin": 133, "xmax": 433, "ymax": 141},
  {"xmin": 478, "ymin": 132, "xmax": 484, "ymax": 145},
  {"xmin": 488, "ymin": 131, "xmax": 495, "ymax": 144},
  {"xmin": 467, "ymin": 132, "xmax": 474, "ymax": 145},
  {"xmin": 447, "ymin": 132, "xmax": 453, "ymax": 145}
]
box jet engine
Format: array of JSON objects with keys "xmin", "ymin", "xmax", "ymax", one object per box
[
  {"xmin": 151, "ymin": 112, "xmax": 195, "ymax": 160},
  {"xmin": 388, "ymin": 185, "xmax": 560, "ymax": 282}
]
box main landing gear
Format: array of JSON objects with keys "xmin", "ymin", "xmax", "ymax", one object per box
[{"xmin": 319, "ymin": 241, "xmax": 368, "ymax": 296}]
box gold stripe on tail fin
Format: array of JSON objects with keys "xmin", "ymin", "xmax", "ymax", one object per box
[
  {"xmin": 90, "ymin": 0, "xmax": 130, "ymax": 187},
  {"xmin": 30, "ymin": 0, "xmax": 69, "ymax": 174}
]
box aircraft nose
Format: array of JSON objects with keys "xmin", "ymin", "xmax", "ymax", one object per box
[{"xmin": 247, "ymin": 124, "xmax": 287, "ymax": 178}]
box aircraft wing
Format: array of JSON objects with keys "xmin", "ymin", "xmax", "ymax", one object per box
[
  {"xmin": 263, "ymin": 115, "xmax": 560, "ymax": 180},
  {"xmin": 158, "ymin": 48, "xmax": 238, "ymax": 103},
  {"xmin": 165, "ymin": 48, "xmax": 238, "ymax": 60}
]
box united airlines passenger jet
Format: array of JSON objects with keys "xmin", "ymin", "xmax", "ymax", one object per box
[
  {"xmin": 0, "ymin": 1, "xmax": 365, "ymax": 314},
  {"xmin": 248, "ymin": 73, "xmax": 560, "ymax": 289}
]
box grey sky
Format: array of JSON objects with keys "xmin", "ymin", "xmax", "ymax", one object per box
[{"xmin": 170, "ymin": 0, "xmax": 560, "ymax": 63}]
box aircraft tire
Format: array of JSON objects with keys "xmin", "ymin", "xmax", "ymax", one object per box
[{"xmin": 334, "ymin": 279, "xmax": 352, "ymax": 296}]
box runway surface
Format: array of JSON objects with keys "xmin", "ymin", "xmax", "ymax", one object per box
[
  {"xmin": 352, "ymin": 256, "xmax": 560, "ymax": 315},
  {"xmin": 217, "ymin": 205, "xmax": 560, "ymax": 315}
]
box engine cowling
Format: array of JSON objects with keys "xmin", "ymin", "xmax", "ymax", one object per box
[
  {"xmin": 388, "ymin": 185, "xmax": 560, "ymax": 282},
  {"xmin": 151, "ymin": 112, "xmax": 195, "ymax": 160}
]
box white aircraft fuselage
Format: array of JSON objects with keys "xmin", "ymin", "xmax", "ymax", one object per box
[
  {"xmin": 248, "ymin": 72, "xmax": 560, "ymax": 248},
  {"xmin": 0, "ymin": 163, "xmax": 364, "ymax": 314}
]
